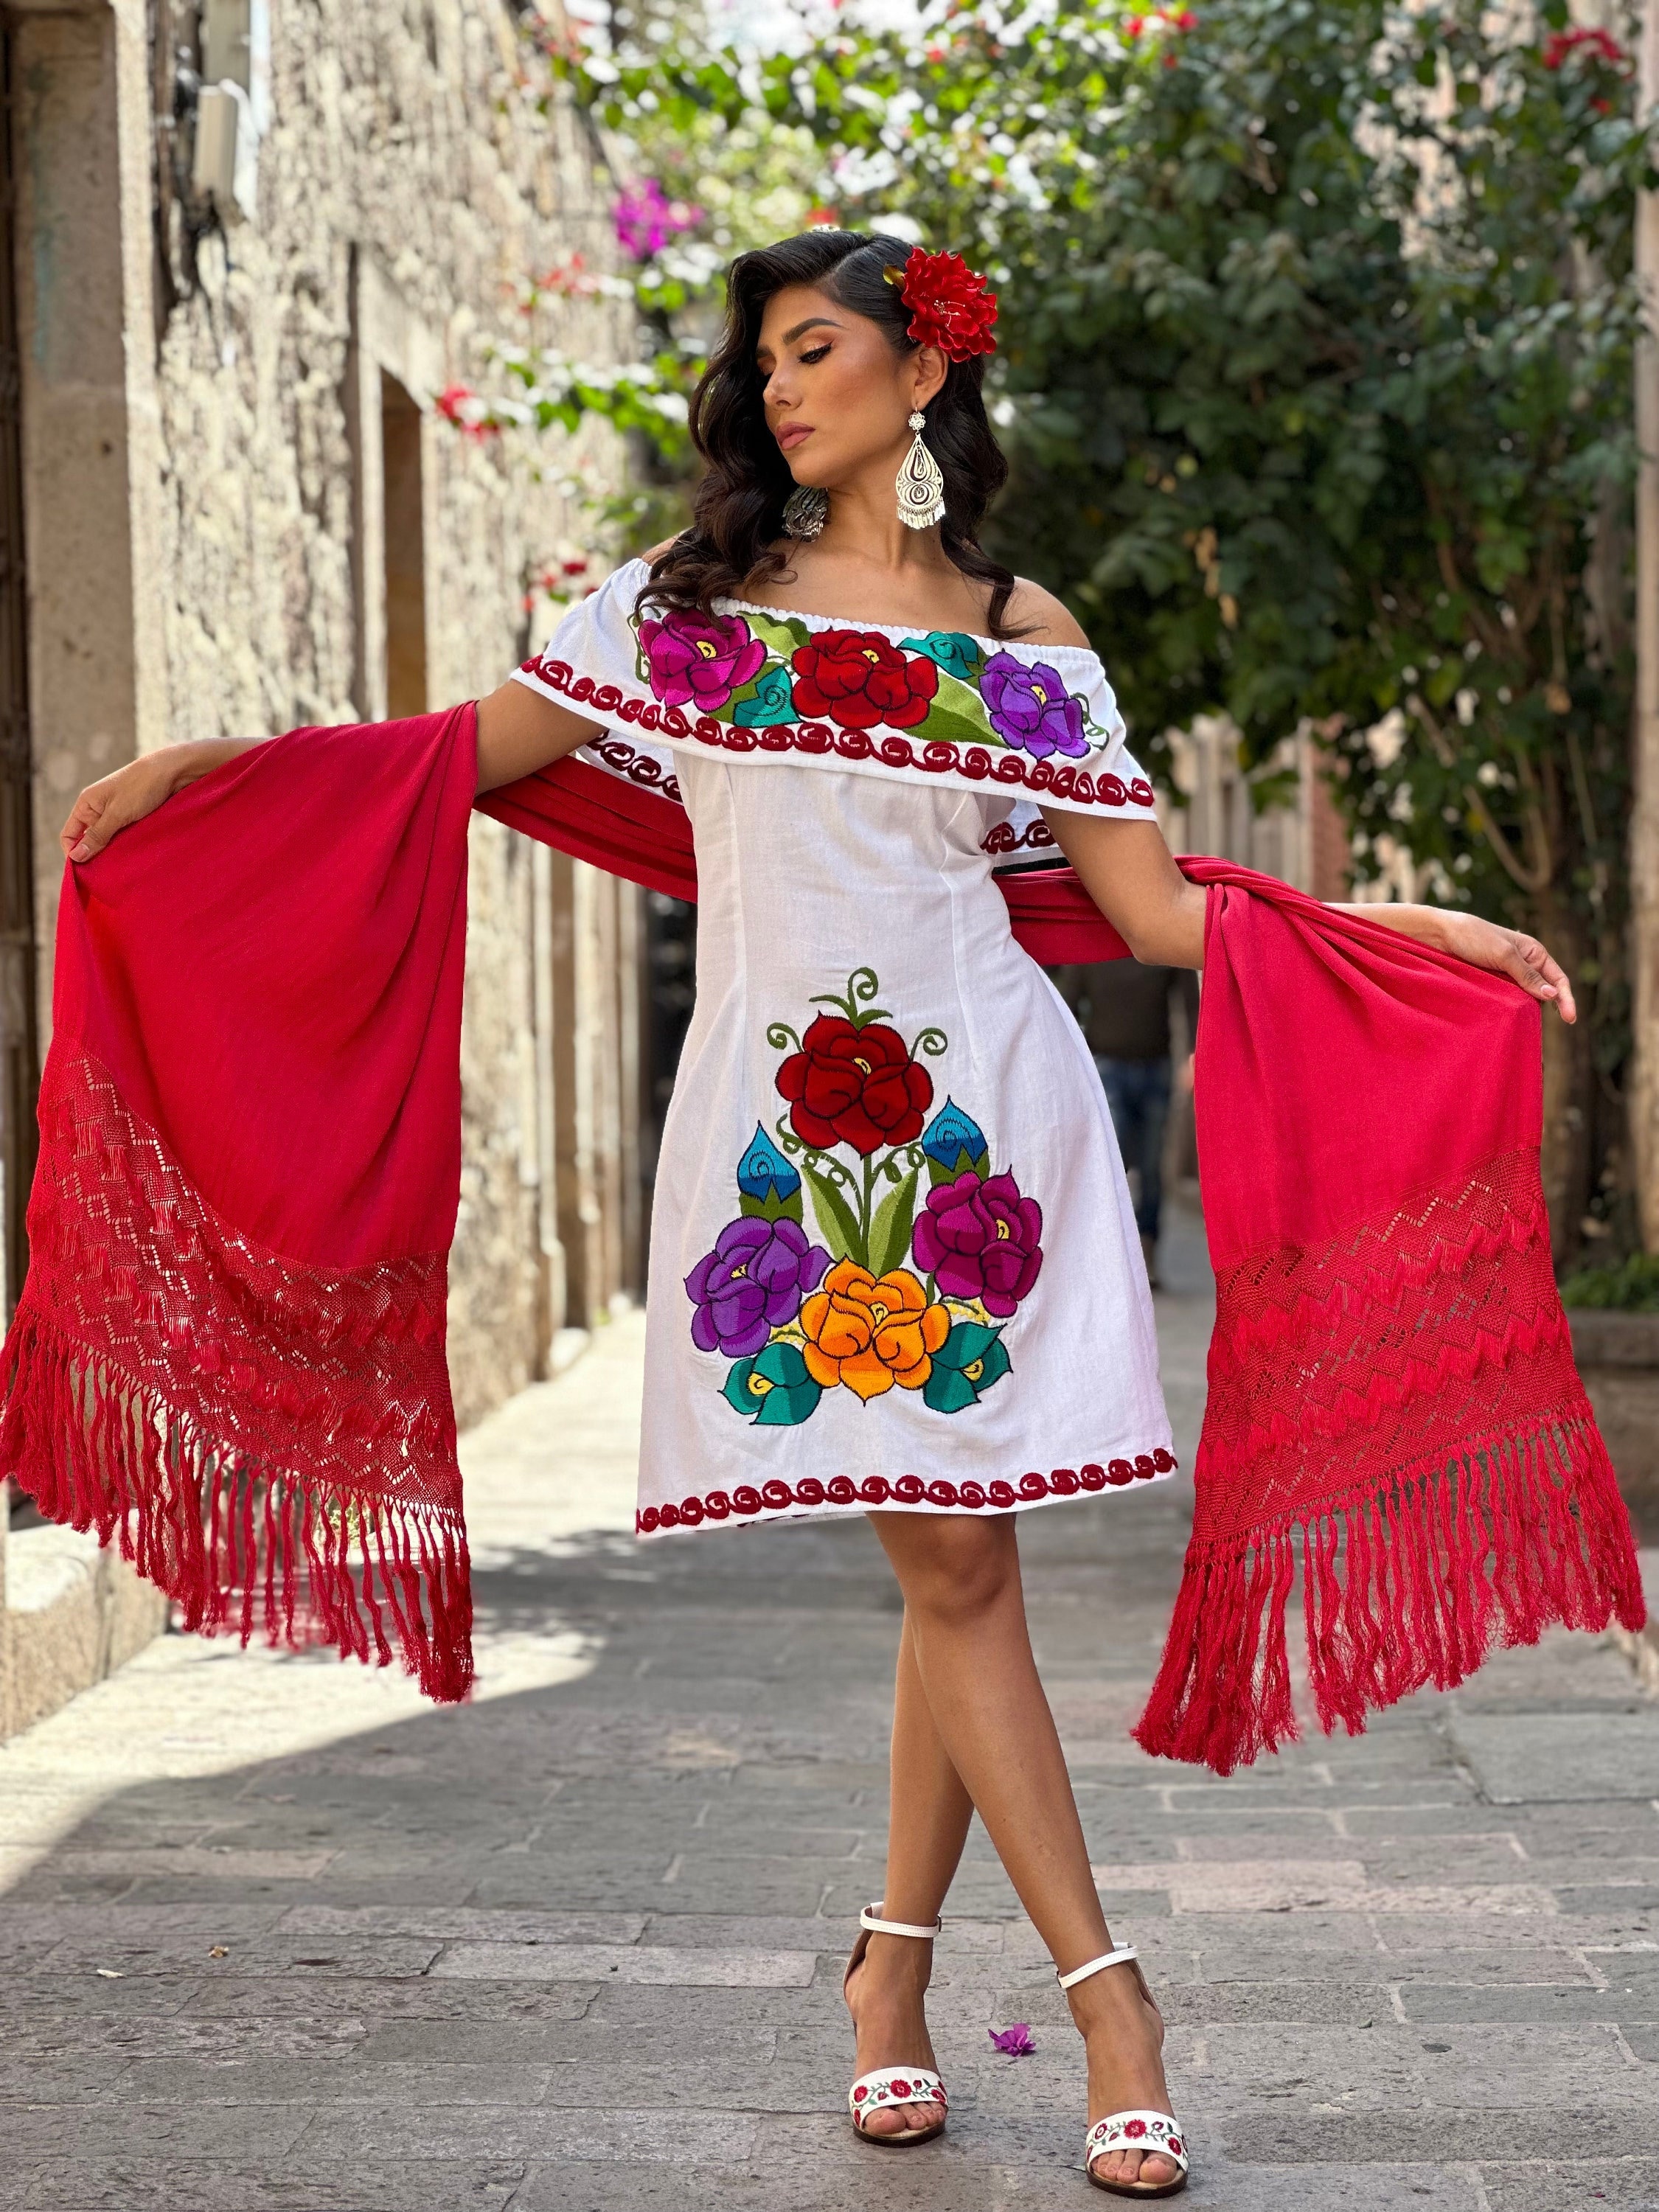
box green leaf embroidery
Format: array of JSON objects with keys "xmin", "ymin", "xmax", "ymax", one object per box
[
  {"xmin": 927, "ymin": 1150, "xmax": 991, "ymax": 1189},
  {"xmin": 867, "ymin": 1166, "xmax": 919, "ymax": 1282},
  {"xmin": 742, "ymin": 611, "xmax": 813, "ymax": 659},
  {"xmin": 905, "ymin": 667, "xmax": 1005, "ymax": 753},
  {"xmin": 800, "ymin": 1158, "xmax": 864, "ymax": 1267},
  {"xmin": 739, "ymin": 1187, "xmax": 805, "ymax": 1224}
]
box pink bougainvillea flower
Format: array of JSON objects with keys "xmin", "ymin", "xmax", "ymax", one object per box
[
  {"xmin": 614, "ymin": 177, "xmax": 703, "ymax": 261},
  {"xmin": 435, "ymin": 384, "xmax": 496, "ymax": 441},
  {"xmin": 989, "ymin": 2023, "xmax": 1036, "ymax": 2056}
]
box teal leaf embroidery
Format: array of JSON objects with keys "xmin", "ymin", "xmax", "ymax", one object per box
[
  {"xmin": 732, "ymin": 664, "xmax": 797, "ymax": 727},
  {"xmin": 900, "ymin": 631, "xmax": 984, "ymax": 684},
  {"xmin": 723, "ymin": 1341, "xmax": 822, "ymax": 1425},
  {"xmin": 922, "ymin": 1321, "xmax": 1012, "ymax": 1414}
]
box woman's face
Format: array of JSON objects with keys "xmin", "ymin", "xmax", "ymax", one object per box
[{"xmin": 754, "ymin": 282, "xmax": 945, "ymax": 490}]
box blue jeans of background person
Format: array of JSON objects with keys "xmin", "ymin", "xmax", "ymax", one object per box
[{"xmin": 1096, "ymin": 1055, "xmax": 1172, "ymax": 1242}]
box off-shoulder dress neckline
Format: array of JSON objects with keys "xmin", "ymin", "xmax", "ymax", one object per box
[{"xmin": 616, "ymin": 560, "xmax": 1099, "ymax": 662}]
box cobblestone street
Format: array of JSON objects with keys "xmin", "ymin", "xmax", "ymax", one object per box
[{"xmin": 3, "ymin": 1208, "xmax": 1658, "ymax": 2211}]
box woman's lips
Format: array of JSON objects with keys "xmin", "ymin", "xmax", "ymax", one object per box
[{"xmin": 777, "ymin": 423, "xmax": 814, "ymax": 451}]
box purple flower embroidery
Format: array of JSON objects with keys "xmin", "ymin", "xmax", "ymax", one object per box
[
  {"xmin": 981, "ymin": 652, "xmax": 1089, "ymax": 759},
  {"xmin": 686, "ymin": 1217, "xmax": 830, "ymax": 1358},
  {"xmin": 989, "ymin": 2023, "xmax": 1036, "ymax": 2056},
  {"xmin": 911, "ymin": 1170, "xmax": 1043, "ymax": 1318},
  {"xmin": 637, "ymin": 609, "xmax": 768, "ymax": 714}
]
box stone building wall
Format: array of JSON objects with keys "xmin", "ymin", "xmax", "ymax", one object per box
[{"xmin": 6, "ymin": 0, "xmax": 648, "ymax": 1429}]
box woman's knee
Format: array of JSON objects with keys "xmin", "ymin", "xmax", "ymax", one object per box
[{"xmin": 875, "ymin": 1512, "xmax": 1020, "ymax": 1627}]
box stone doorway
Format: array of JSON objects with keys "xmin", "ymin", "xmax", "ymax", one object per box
[{"xmin": 0, "ymin": 21, "xmax": 36, "ymax": 1327}]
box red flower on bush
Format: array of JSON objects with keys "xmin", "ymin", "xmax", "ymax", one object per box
[
  {"xmin": 1543, "ymin": 26, "xmax": 1626, "ymax": 72},
  {"xmin": 790, "ymin": 629, "xmax": 939, "ymax": 731},
  {"xmin": 891, "ymin": 248, "xmax": 998, "ymax": 362},
  {"xmin": 776, "ymin": 1014, "xmax": 933, "ymax": 1155}
]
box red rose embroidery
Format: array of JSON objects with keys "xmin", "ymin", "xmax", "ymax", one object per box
[
  {"xmin": 1124, "ymin": 2119, "xmax": 1147, "ymax": 2139},
  {"xmin": 888, "ymin": 2079, "xmax": 912, "ymax": 2098},
  {"xmin": 790, "ymin": 630, "xmax": 939, "ymax": 731},
  {"xmin": 776, "ymin": 1014, "xmax": 933, "ymax": 1155}
]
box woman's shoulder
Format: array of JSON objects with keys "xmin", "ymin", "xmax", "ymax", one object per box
[{"xmin": 999, "ymin": 577, "xmax": 1092, "ymax": 652}]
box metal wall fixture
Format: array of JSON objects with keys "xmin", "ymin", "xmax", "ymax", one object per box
[{"xmin": 190, "ymin": 0, "xmax": 271, "ymax": 225}]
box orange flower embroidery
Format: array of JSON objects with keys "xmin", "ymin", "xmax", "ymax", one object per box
[{"xmin": 799, "ymin": 1259, "xmax": 950, "ymax": 1401}]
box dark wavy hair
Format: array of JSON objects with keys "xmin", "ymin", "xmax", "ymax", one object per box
[{"xmin": 640, "ymin": 229, "xmax": 1026, "ymax": 639}]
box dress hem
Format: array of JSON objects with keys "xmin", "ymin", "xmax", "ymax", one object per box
[{"xmin": 636, "ymin": 1446, "xmax": 1179, "ymax": 1537}]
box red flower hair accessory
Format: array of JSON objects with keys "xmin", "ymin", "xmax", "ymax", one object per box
[{"xmin": 883, "ymin": 248, "xmax": 998, "ymax": 362}]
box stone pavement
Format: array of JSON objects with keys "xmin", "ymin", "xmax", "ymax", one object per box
[{"xmin": 3, "ymin": 1206, "xmax": 1658, "ymax": 2212}]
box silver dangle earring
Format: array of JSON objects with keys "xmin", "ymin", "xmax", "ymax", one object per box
[
  {"xmin": 782, "ymin": 484, "xmax": 829, "ymax": 540},
  {"xmin": 896, "ymin": 410, "xmax": 946, "ymax": 530}
]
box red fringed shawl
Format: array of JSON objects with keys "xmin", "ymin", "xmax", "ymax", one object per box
[{"xmin": 0, "ymin": 709, "xmax": 1641, "ymax": 1764}]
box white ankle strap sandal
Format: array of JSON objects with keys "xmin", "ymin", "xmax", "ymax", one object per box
[
  {"xmin": 1059, "ymin": 1947, "xmax": 1189, "ymax": 2198},
  {"xmin": 844, "ymin": 1902, "xmax": 947, "ymax": 2148}
]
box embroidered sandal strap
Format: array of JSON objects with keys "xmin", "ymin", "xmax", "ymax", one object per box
[
  {"xmin": 1085, "ymin": 2111, "xmax": 1188, "ymax": 2177},
  {"xmin": 849, "ymin": 2066, "xmax": 948, "ymax": 2125},
  {"xmin": 860, "ymin": 1903, "xmax": 943, "ymax": 1939},
  {"xmin": 1057, "ymin": 1943, "xmax": 1138, "ymax": 1989}
]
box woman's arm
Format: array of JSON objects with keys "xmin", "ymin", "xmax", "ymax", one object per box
[
  {"xmin": 1326, "ymin": 897, "xmax": 1576, "ymax": 1020},
  {"xmin": 1040, "ymin": 810, "xmax": 1576, "ymax": 1022},
  {"xmin": 1038, "ymin": 814, "xmax": 1207, "ymax": 968},
  {"xmin": 61, "ymin": 738, "xmax": 262, "ymax": 862},
  {"xmin": 473, "ymin": 678, "xmax": 601, "ymax": 793},
  {"xmin": 60, "ymin": 680, "xmax": 605, "ymax": 866}
]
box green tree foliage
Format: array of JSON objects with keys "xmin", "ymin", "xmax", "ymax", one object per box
[{"xmin": 562, "ymin": 0, "xmax": 1653, "ymax": 1251}]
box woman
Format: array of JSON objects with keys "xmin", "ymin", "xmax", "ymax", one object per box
[{"xmin": 58, "ymin": 229, "xmax": 1573, "ymax": 2198}]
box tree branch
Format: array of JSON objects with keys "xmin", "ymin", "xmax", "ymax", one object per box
[{"xmin": 1408, "ymin": 693, "xmax": 1554, "ymax": 894}]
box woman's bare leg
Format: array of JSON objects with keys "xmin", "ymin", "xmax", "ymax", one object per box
[
  {"xmin": 845, "ymin": 1608, "xmax": 973, "ymax": 2137},
  {"xmin": 869, "ymin": 1509, "xmax": 1180, "ymax": 2190}
]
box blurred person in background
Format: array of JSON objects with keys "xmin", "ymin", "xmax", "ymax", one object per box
[{"xmin": 1059, "ymin": 961, "xmax": 1197, "ymax": 1290}]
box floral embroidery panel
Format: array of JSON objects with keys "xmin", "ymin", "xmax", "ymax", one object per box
[
  {"xmin": 684, "ymin": 967, "xmax": 1043, "ymax": 1428},
  {"xmin": 631, "ymin": 605, "xmax": 1152, "ymax": 786}
]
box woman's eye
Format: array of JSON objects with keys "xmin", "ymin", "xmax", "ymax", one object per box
[{"xmin": 799, "ymin": 344, "xmax": 832, "ymax": 365}]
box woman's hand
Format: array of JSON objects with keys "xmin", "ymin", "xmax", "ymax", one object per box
[
  {"xmin": 60, "ymin": 740, "xmax": 257, "ymax": 863},
  {"xmin": 1430, "ymin": 909, "xmax": 1577, "ymax": 1023},
  {"xmin": 1341, "ymin": 902, "xmax": 1576, "ymax": 1023}
]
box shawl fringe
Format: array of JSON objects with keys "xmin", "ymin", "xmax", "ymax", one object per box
[
  {"xmin": 1134, "ymin": 1142, "xmax": 1644, "ymax": 1773},
  {"xmin": 0, "ymin": 1305, "xmax": 473, "ymax": 1702},
  {"xmin": 1133, "ymin": 1413, "xmax": 1638, "ymax": 1775}
]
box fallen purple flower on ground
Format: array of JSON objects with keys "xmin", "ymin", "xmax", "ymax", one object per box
[{"xmin": 989, "ymin": 2023, "xmax": 1035, "ymax": 2056}]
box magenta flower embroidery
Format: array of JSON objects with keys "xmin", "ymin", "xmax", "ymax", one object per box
[
  {"xmin": 981, "ymin": 651, "xmax": 1089, "ymax": 759},
  {"xmin": 911, "ymin": 1170, "xmax": 1043, "ymax": 1318},
  {"xmin": 686, "ymin": 1217, "xmax": 830, "ymax": 1359},
  {"xmin": 989, "ymin": 2023, "xmax": 1035, "ymax": 2056},
  {"xmin": 638, "ymin": 609, "xmax": 767, "ymax": 714}
]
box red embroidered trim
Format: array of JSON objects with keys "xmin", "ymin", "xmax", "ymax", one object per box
[
  {"xmin": 981, "ymin": 820, "xmax": 1059, "ymax": 855},
  {"xmin": 521, "ymin": 658, "xmax": 1156, "ymax": 811},
  {"xmin": 585, "ymin": 735, "xmax": 682, "ymax": 804},
  {"xmin": 636, "ymin": 1448, "xmax": 1178, "ymax": 1534}
]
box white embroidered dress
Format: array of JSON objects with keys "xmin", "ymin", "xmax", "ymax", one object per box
[{"xmin": 513, "ymin": 559, "xmax": 1177, "ymax": 1536}]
